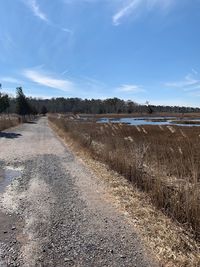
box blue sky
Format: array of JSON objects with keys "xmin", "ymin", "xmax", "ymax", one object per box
[{"xmin": 0, "ymin": 0, "xmax": 200, "ymax": 106}]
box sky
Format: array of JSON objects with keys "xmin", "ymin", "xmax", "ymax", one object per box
[{"xmin": 0, "ymin": 0, "xmax": 200, "ymax": 106}]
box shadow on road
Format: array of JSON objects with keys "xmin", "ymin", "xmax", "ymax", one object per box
[
  {"xmin": 0, "ymin": 132, "xmax": 22, "ymax": 139},
  {"xmin": 24, "ymin": 121, "xmax": 37, "ymax": 124}
]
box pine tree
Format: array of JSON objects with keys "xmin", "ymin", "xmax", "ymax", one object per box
[
  {"xmin": 0, "ymin": 84, "xmax": 10, "ymax": 113},
  {"xmin": 15, "ymin": 87, "xmax": 32, "ymax": 115},
  {"xmin": 40, "ymin": 105, "xmax": 48, "ymax": 116}
]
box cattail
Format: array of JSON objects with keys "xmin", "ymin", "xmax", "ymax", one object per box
[
  {"xmin": 167, "ymin": 126, "xmax": 175, "ymax": 133},
  {"xmin": 180, "ymin": 130, "xmax": 187, "ymax": 138},
  {"xmin": 128, "ymin": 136, "xmax": 134, "ymax": 142},
  {"xmin": 159, "ymin": 125, "xmax": 164, "ymax": 131},
  {"xmin": 124, "ymin": 136, "xmax": 134, "ymax": 142},
  {"xmin": 113, "ymin": 124, "xmax": 119, "ymax": 130},
  {"xmin": 142, "ymin": 128, "xmax": 148, "ymax": 134},
  {"xmin": 178, "ymin": 147, "xmax": 183, "ymax": 155},
  {"xmin": 136, "ymin": 126, "xmax": 141, "ymax": 132}
]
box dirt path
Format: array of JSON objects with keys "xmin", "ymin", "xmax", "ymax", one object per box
[{"xmin": 0, "ymin": 118, "xmax": 157, "ymax": 267}]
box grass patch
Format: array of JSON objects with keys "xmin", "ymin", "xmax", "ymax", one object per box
[
  {"xmin": 171, "ymin": 120, "xmax": 200, "ymax": 125},
  {"xmin": 49, "ymin": 115, "xmax": 200, "ymax": 240},
  {"xmin": 87, "ymin": 112, "xmax": 200, "ymax": 119},
  {"xmin": 49, "ymin": 117, "xmax": 200, "ymax": 267},
  {"xmin": 0, "ymin": 114, "xmax": 20, "ymax": 131}
]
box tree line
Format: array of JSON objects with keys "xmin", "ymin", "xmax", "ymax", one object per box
[
  {"xmin": 26, "ymin": 98, "xmax": 200, "ymax": 114},
  {"xmin": 1, "ymin": 86, "xmax": 200, "ymax": 115},
  {"xmin": 0, "ymin": 86, "xmax": 47, "ymax": 116}
]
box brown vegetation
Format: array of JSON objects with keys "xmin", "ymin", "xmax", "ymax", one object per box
[
  {"xmin": 49, "ymin": 115, "xmax": 200, "ymax": 241},
  {"xmin": 0, "ymin": 114, "xmax": 20, "ymax": 131},
  {"xmin": 171, "ymin": 120, "xmax": 200, "ymax": 125},
  {"xmin": 91, "ymin": 112, "xmax": 200, "ymax": 119}
]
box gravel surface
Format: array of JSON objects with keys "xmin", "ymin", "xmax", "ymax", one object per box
[{"xmin": 0, "ymin": 118, "xmax": 157, "ymax": 267}]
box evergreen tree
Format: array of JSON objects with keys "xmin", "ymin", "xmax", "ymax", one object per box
[
  {"xmin": 40, "ymin": 105, "xmax": 48, "ymax": 116},
  {"xmin": 15, "ymin": 87, "xmax": 32, "ymax": 115},
  {"xmin": 146, "ymin": 101, "xmax": 154, "ymax": 114},
  {"xmin": 0, "ymin": 84, "xmax": 10, "ymax": 113}
]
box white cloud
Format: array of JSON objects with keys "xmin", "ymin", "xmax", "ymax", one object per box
[
  {"xmin": 165, "ymin": 72, "xmax": 200, "ymax": 91},
  {"xmin": 61, "ymin": 69, "xmax": 69, "ymax": 75},
  {"xmin": 188, "ymin": 91, "xmax": 200, "ymax": 97},
  {"xmin": 113, "ymin": 0, "xmax": 173, "ymax": 26},
  {"xmin": 24, "ymin": 0, "xmax": 74, "ymax": 34},
  {"xmin": 192, "ymin": 68, "xmax": 198, "ymax": 75},
  {"xmin": 113, "ymin": 0, "xmax": 141, "ymax": 26},
  {"xmin": 82, "ymin": 76, "xmax": 106, "ymax": 89},
  {"xmin": 63, "ymin": 0, "xmax": 101, "ymax": 3},
  {"xmin": 61, "ymin": 27, "xmax": 73, "ymax": 34},
  {"xmin": 62, "ymin": 0, "xmax": 174, "ymax": 26},
  {"xmin": 24, "ymin": 93, "xmax": 54, "ymax": 99},
  {"xmin": 117, "ymin": 84, "xmax": 145, "ymax": 93},
  {"xmin": 151, "ymin": 99, "xmax": 193, "ymax": 107},
  {"xmin": 23, "ymin": 69, "xmax": 74, "ymax": 92},
  {"xmin": 0, "ymin": 77, "xmax": 23, "ymax": 84},
  {"xmin": 25, "ymin": 0, "xmax": 48, "ymax": 22}
]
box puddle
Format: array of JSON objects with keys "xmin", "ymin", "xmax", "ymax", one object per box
[{"xmin": 0, "ymin": 167, "xmax": 22, "ymax": 193}]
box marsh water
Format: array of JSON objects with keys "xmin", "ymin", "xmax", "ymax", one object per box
[{"xmin": 97, "ymin": 117, "xmax": 200, "ymax": 126}]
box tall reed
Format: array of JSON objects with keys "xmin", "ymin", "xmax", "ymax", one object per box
[
  {"xmin": 49, "ymin": 115, "xmax": 200, "ymax": 240},
  {"xmin": 0, "ymin": 114, "xmax": 20, "ymax": 131}
]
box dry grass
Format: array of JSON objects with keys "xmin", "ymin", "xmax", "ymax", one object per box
[
  {"xmin": 0, "ymin": 114, "xmax": 20, "ymax": 131},
  {"xmin": 171, "ymin": 120, "xmax": 200, "ymax": 125},
  {"xmin": 49, "ymin": 115, "xmax": 200, "ymax": 240},
  {"xmin": 49, "ymin": 119, "xmax": 200, "ymax": 267},
  {"xmin": 89, "ymin": 112, "xmax": 200, "ymax": 119}
]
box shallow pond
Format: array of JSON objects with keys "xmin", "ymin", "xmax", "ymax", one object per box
[{"xmin": 97, "ymin": 117, "xmax": 200, "ymax": 127}]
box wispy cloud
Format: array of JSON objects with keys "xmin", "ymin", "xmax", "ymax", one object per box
[
  {"xmin": 23, "ymin": 1, "xmax": 74, "ymax": 34},
  {"xmin": 61, "ymin": 28, "xmax": 73, "ymax": 34},
  {"xmin": 24, "ymin": 0, "xmax": 48, "ymax": 22},
  {"xmin": 192, "ymin": 68, "xmax": 198, "ymax": 75},
  {"xmin": 117, "ymin": 84, "xmax": 145, "ymax": 93},
  {"xmin": 23, "ymin": 69, "xmax": 74, "ymax": 92},
  {"xmin": 62, "ymin": 0, "xmax": 173, "ymax": 26},
  {"xmin": 0, "ymin": 77, "xmax": 23, "ymax": 84},
  {"xmin": 113, "ymin": 0, "xmax": 173, "ymax": 26},
  {"xmin": 82, "ymin": 76, "xmax": 106, "ymax": 89},
  {"xmin": 165, "ymin": 71, "xmax": 200, "ymax": 92},
  {"xmin": 61, "ymin": 69, "xmax": 69, "ymax": 75},
  {"xmin": 0, "ymin": 33, "xmax": 15, "ymax": 62},
  {"xmin": 113, "ymin": 0, "xmax": 141, "ymax": 26}
]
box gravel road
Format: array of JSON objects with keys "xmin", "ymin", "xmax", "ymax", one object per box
[{"xmin": 0, "ymin": 118, "xmax": 157, "ymax": 267}]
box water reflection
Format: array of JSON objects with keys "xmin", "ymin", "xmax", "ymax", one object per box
[{"xmin": 97, "ymin": 117, "xmax": 200, "ymax": 127}]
